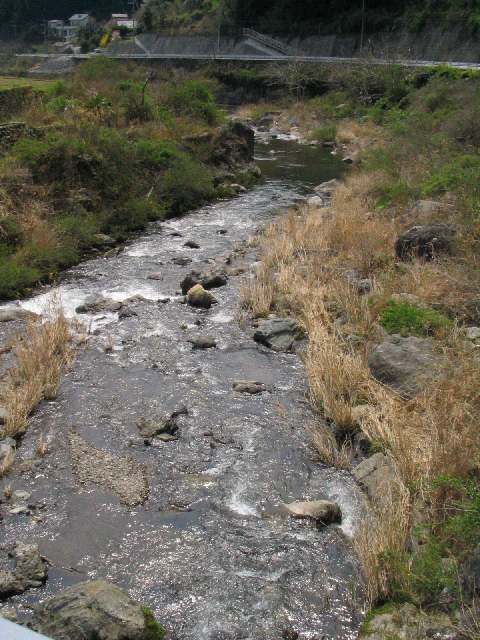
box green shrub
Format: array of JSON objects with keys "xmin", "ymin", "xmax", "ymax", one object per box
[
  {"xmin": 106, "ymin": 198, "xmax": 165, "ymax": 233},
  {"xmin": 118, "ymin": 80, "xmax": 155, "ymax": 123},
  {"xmin": 0, "ymin": 215, "xmax": 23, "ymax": 247},
  {"xmin": 379, "ymin": 300, "xmax": 452, "ymax": 337},
  {"xmin": 55, "ymin": 214, "xmax": 102, "ymax": 250},
  {"xmin": 167, "ymin": 79, "xmax": 221, "ymax": 125},
  {"xmin": 161, "ymin": 156, "xmax": 214, "ymax": 215},
  {"xmin": 76, "ymin": 57, "xmax": 124, "ymax": 82},
  {"xmin": 0, "ymin": 259, "xmax": 40, "ymax": 299},
  {"xmin": 135, "ymin": 139, "xmax": 179, "ymax": 168}
]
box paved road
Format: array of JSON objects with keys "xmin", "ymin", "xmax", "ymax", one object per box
[{"xmin": 16, "ymin": 52, "xmax": 480, "ymax": 70}]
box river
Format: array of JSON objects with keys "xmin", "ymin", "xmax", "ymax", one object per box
[{"xmin": 0, "ymin": 134, "xmax": 365, "ymax": 640}]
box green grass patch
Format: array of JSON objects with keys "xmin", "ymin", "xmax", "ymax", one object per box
[
  {"xmin": 379, "ymin": 300, "xmax": 452, "ymax": 337},
  {"xmin": 309, "ymin": 123, "xmax": 337, "ymax": 142}
]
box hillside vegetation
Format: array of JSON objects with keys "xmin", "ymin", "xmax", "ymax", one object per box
[
  {"xmin": 0, "ymin": 59, "xmax": 256, "ymax": 300},
  {"xmin": 241, "ymin": 63, "xmax": 480, "ymax": 635},
  {"xmin": 137, "ymin": 0, "xmax": 480, "ymax": 34}
]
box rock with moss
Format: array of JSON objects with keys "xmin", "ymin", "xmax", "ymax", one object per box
[
  {"xmin": 186, "ymin": 284, "xmax": 217, "ymax": 309},
  {"xmin": 360, "ymin": 602, "xmax": 458, "ymax": 639},
  {"xmin": 31, "ymin": 580, "xmax": 165, "ymax": 640}
]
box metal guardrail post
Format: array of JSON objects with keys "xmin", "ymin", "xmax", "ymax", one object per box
[{"xmin": 0, "ymin": 618, "xmax": 52, "ymax": 639}]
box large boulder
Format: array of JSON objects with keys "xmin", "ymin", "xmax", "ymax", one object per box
[
  {"xmin": 460, "ymin": 544, "xmax": 480, "ymax": 597},
  {"xmin": 283, "ymin": 500, "xmax": 341, "ymax": 525},
  {"xmin": 253, "ymin": 318, "xmax": 303, "ymax": 352},
  {"xmin": 368, "ymin": 335, "xmax": 442, "ymax": 397},
  {"xmin": 0, "ymin": 437, "xmax": 15, "ymax": 474},
  {"xmin": 395, "ymin": 224, "xmax": 455, "ymax": 260},
  {"xmin": 31, "ymin": 580, "xmax": 165, "ymax": 640},
  {"xmin": 186, "ymin": 285, "xmax": 217, "ymax": 309},
  {"xmin": 212, "ymin": 121, "xmax": 255, "ymax": 168}
]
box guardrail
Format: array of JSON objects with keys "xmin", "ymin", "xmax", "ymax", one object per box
[{"xmin": 0, "ymin": 618, "xmax": 51, "ymax": 639}]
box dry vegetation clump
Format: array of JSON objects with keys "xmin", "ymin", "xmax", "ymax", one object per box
[{"xmin": 0, "ymin": 305, "xmax": 72, "ymax": 445}]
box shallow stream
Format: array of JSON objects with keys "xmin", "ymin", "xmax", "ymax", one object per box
[{"xmin": 0, "ymin": 135, "xmax": 365, "ymax": 640}]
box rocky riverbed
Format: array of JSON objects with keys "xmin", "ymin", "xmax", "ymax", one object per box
[{"xmin": 0, "ymin": 135, "xmax": 366, "ymax": 639}]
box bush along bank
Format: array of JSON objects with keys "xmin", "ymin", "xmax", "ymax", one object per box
[
  {"xmin": 241, "ymin": 64, "xmax": 480, "ymax": 638},
  {"xmin": 0, "ymin": 59, "xmax": 260, "ymax": 301}
]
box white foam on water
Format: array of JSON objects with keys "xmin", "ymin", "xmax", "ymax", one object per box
[
  {"xmin": 210, "ymin": 310, "xmax": 233, "ymax": 324},
  {"xmin": 227, "ymin": 484, "xmax": 259, "ymax": 517}
]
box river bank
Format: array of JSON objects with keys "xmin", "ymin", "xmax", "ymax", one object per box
[{"xmin": 240, "ymin": 66, "xmax": 480, "ymax": 639}]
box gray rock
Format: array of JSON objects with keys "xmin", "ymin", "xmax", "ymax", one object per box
[
  {"xmin": 253, "ymin": 318, "xmax": 303, "ymax": 352},
  {"xmin": 184, "ymin": 240, "xmax": 200, "ymax": 249},
  {"xmin": 0, "ymin": 543, "xmax": 48, "ymax": 598},
  {"xmin": 232, "ymin": 380, "xmax": 266, "ymax": 394},
  {"xmin": 189, "ymin": 336, "xmax": 217, "ymax": 350},
  {"xmin": 186, "ymin": 285, "xmax": 217, "ymax": 309},
  {"xmin": 353, "ymin": 453, "xmax": 396, "ymax": 502},
  {"xmin": 12, "ymin": 490, "xmax": 31, "ymax": 502},
  {"xmin": 0, "ymin": 407, "xmax": 8, "ymax": 425},
  {"xmin": 368, "ymin": 335, "xmax": 442, "ymax": 397},
  {"xmin": 283, "ymin": 500, "xmax": 342, "ymax": 525},
  {"xmin": 307, "ymin": 195, "xmax": 324, "ymax": 208},
  {"xmin": 314, "ymin": 179, "xmax": 340, "ymax": 198},
  {"xmin": 395, "ymin": 224, "xmax": 455, "ymax": 260},
  {"xmin": 75, "ymin": 295, "xmax": 122, "ymax": 314},
  {"xmin": 465, "ymin": 326, "xmax": 480, "ymax": 341},
  {"xmin": 147, "ymin": 272, "xmax": 163, "ymax": 281},
  {"xmin": 31, "ymin": 580, "xmax": 165, "ymax": 640}
]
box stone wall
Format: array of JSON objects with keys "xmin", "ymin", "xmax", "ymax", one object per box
[
  {"xmin": 0, "ymin": 87, "xmax": 34, "ymax": 119},
  {"xmin": 0, "ymin": 122, "xmax": 40, "ymax": 154}
]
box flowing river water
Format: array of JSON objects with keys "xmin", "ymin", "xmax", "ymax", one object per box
[{"xmin": 0, "ymin": 135, "xmax": 366, "ymax": 639}]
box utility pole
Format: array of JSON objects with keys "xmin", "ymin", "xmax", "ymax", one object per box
[
  {"xmin": 216, "ymin": 1, "xmax": 223, "ymax": 55},
  {"xmin": 360, "ymin": 0, "xmax": 366, "ymax": 52}
]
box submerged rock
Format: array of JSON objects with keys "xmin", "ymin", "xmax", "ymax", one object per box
[
  {"xmin": 172, "ymin": 256, "xmax": 192, "ymax": 266},
  {"xmin": 395, "ymin": 224, "xmax": 455, "ymax": 260},
  {"xmin": 283, "ymin": 500, "xmax": 342, "ymax": 525},
  {"xmin": 75, "ymin": 295, "xmax": 122, "ymax": 314},
  {"xmin": 137, "ymin": 407, "xmax": 187, "ymax": 442},
  {"xmin": 254, "ymin": 318, "xmax": 303, "ymax": 352},
  {"xmin": 368, "ymin": 335, "xmax": 442, "ymax": 397},
  {"xmin": 31, "ymin": 580, "xmax": 165, "ymax": 640},
  {"xmin": 184, "ymin": 240, "xmax": 200, "ymax": 249},
  {"xmin": 189, "ymin": 336, "xmax": 217, "ymax": 350},
  {"xmin": 0, "ymin": 308, "xmax": 37, "ymax": 323},
  {"xmin": 0, "ymin": 542, "xmax": 48, "ymax": 599},
  {"xmin": 187, "ymin": 285, "xmax": 217, "ymax": 309},
  {"xmin": 69, "ymin": 432, "xmax": 149, "ymax": 506},
  {"xmin": 232, "ymin": 380, "xmax": 266, "ymax": 394}
]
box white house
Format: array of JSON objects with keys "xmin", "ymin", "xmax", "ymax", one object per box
[{"xmin": 69, "ymin": 14, "xmax": 90, "ymax": 30}]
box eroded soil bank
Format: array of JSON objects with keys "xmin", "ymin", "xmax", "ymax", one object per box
[{"xmin": 0, "ymin": 136, "xmax": 365, "ymax": 639}]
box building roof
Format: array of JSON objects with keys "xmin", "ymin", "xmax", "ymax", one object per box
[
  {"xmin": 112, "ymin": 14, "xmax": 129, "ymax": 18},
  {"xmin": 70, "ymin": 14, "xmax": 89, "ymax": 20}
]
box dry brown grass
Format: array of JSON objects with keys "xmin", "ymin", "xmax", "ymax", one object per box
[
  {"xmin": 0, "ymin": 306, "xmax": 72, "ymax": 444},
  {"xmin": 354, "ymin": 486, "xmax": 411, "ymax": 604}
]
